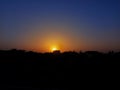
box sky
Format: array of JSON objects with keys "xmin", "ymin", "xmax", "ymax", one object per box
[{"xmin": 0, "ymin": 0, "xmax": 120, "ymax": 52}]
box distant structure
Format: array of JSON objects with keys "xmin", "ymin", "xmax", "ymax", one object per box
[{"xmin": 53, "ymin": 50, "xmax": 61, "ymax": 54}]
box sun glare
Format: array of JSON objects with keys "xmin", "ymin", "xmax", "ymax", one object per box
[
  {"xmin": 51, "ymin": 46, "xmax": 59, "ymax": 52},
  {"xmin": 52, "ymin": 47, "xmax": 57, "ymax": 51}
]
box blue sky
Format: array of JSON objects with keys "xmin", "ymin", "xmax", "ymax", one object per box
[{"xmin": 0, "ymin": 0, "xmax": 120, "ymax": 52}]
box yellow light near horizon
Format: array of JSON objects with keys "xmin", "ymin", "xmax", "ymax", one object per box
[
  {"xmin": 52, "ymin": 47, "xmax": 57, "ymax": 51},
  {"xmin": 51, "ymin": 46, "xmax": 59, "ymax": 52}
]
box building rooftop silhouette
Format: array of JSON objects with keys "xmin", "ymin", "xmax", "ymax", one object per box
[{"xmin": 53, "ymin": 50, "xmax": 61, "ymax": 54}]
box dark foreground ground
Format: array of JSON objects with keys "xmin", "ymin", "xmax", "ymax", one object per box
[{"xmin": 0, "ymin": 49, "xmax": 120, "ymax": 89}]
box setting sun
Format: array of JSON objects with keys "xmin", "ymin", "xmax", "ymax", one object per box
[
  {"xmin": 50, "ymin": 46, "xmax": 59, "ymax": 52},
  {"xmin": 52, "ymin": 47, "xmax": 57, "ymax": 51}
]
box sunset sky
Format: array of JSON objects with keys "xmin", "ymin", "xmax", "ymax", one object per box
[{"xmin": 0, "ymin": 0, "xmax": 120, "ymax": 52}]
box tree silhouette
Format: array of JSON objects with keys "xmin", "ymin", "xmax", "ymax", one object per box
[{"xmin": 0, "ymin": 49, "xmax": 120, "ymax": 88}]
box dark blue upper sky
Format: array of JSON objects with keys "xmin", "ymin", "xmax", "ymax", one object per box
[{"xmin": 0, "ymin": 0, "xmax": 120, "ymax": 52}]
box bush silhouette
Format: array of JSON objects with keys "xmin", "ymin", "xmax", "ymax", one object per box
[{"xmin": 0, "ymin": 49, "xmax": 120, "ymax": 88}]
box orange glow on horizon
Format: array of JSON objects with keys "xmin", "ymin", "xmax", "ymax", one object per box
[
  {"xmin": 20, "ymin": 23, "xmax": 85, "ymax": 53},
  {"xmin": 50, "ymin": 46, "xmax": 59, "ymax": 52}
]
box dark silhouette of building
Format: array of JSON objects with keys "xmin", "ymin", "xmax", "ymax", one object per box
[{"xmin": 53, "ymin": 50, "xmax": 61, "ymax": 54}]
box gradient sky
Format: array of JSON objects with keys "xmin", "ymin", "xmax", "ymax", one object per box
[{"xmin": 0, "ymin": 0, "xmax": 120, "ymax": 52}]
